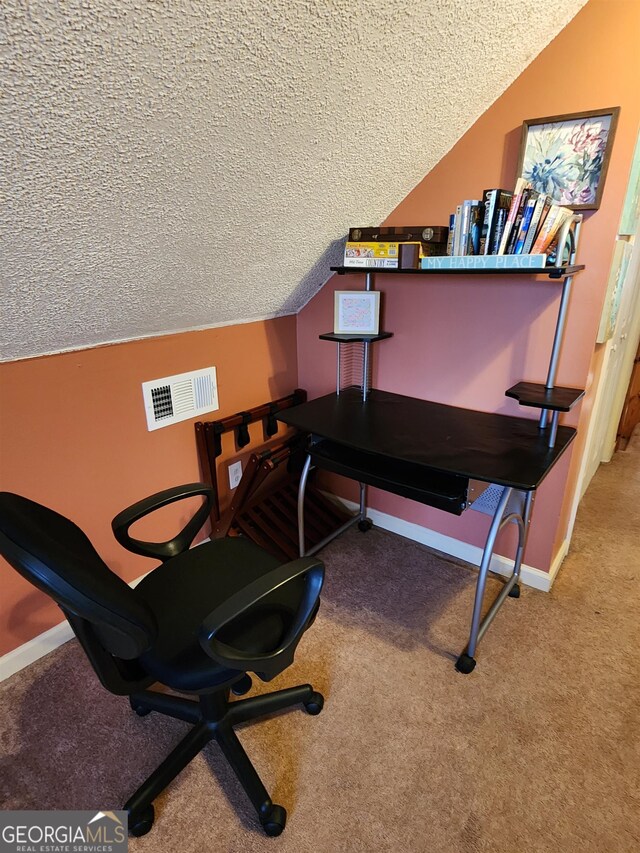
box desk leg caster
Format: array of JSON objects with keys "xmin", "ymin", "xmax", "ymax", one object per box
[
  {"xmin": 455, "ymin": 653, "xmax": 476, "ymax": 674},
  {"xmin": 508, "ymin": 582, "xmax": 521, "ymax": 598},
  {"xmin": 358, "ymin": 518, "xmax": 373, "ymax": 532}
]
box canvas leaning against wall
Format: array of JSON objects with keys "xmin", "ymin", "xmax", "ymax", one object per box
[{"xmin": 597, "ymin": 239, "xmax": 633, "ymax": 343}]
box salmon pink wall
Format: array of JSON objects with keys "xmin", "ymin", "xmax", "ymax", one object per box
[
  {"xmin": 0, "ymin": 317, "xmax": 298, "ymax": 655},
  {"xmin": 297, "ymin": 0, "xmax": 640, "ymax": 572}
]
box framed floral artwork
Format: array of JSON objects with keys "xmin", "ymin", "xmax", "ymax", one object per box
[
  {"xmin": 334, "ymin": 290, "xmax": 380, "ymax": 335},
  {"xmin": 517, "ymin": 107, "xmax": 620, "ymax": 210}
]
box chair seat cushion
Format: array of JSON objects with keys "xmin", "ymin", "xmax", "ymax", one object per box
[{"xmin": 135, "ymin": 537, "xmax": 304, "ymax": 693}]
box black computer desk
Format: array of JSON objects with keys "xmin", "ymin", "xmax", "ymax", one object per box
[{"xmin": 278, "ymin": 387, "xmax": 577, "ymax": 673}]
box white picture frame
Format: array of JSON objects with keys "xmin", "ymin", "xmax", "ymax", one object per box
[{"xmin": 334, "ymin": 291, "xmax": 380, "ymax": 335}]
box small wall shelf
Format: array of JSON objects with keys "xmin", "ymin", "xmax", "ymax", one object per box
[
  {"xmin": 319, "ymin": 332, "xmax": 393, "ymax": 343},
  {"xmin": 505, "ymin": 382, "xmax": 585, "ymax": 412}
]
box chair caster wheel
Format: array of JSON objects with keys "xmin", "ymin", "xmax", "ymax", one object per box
[
  {"xmin": 455, "ymin": 653, "xmax": 476, "ymax": 674},
  {"xmin": 508, "ymin": 583, "xmax": 521, "ymax": 598},
  {"xmin": 358, "ymin": 518, "xmax": 373, "ymax": 532},
  {"xmin": 260, "ymin": 803, "xmax": 286, "ymax": 836},
  {"xmin": 304, "ymin": 691, "xmax": 324, "ymax": 715},
  {"xmin": 129, "ymin": 697, "xmax": 151, "ymax": 716},
  {"xmin": 231, "ymin": 674, "xmax": 253, "ymax": 696},
  {"xmin": 128, "ymin": 804, "xmax": 154, "ymax": 837}
]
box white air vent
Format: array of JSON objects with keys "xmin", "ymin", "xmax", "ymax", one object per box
[{"xmin": 142, "ymin": 367, "xmax": 219, "ymax": 431}]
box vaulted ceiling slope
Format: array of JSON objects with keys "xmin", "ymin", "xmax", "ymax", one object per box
[{"xmin": 2, "ymin": 0, "xmax": 587, "ymax": 361}]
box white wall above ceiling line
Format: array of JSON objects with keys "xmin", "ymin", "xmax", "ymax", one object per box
[{"xmin": 2, "ymin": 0, "xmax": 588, "ymax": 361}]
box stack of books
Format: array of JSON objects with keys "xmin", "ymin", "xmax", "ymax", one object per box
[
  {"xmin": 343, "ymin": 241, "xmax": 400, "ymax": 269},
  {"xmin": 431, "ymin": 180, "xmax": 574, "ymax": 270},
  {"xmin": 343, "ymin": 226, "xmax": 450, "ymax": 269}
]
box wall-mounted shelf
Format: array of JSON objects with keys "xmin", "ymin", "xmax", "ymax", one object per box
[{"xmin": 330, "ymin": 265, "xmax": 585, "ymax": 279}]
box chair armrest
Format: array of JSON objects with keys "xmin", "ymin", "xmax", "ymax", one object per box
[
  {"xmin": 199, "ymin": 556, "xmax": 324, "ymax": 681},
  {"xmin": 112, "ymin": 483, "xmax": 214, "ymax": 562}
]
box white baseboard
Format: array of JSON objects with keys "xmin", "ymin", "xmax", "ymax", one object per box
[
  {"xmin": 0, "ymin": 620, "xmax": 76, "ymax": 683},
  {"xmin": 333, "ymin": 495, "xmax": 564, "ymax": 593},
  {"xmin": 0, "ymin": 569, "xmax": 152, "ymax": 684},
  {"xmin": 547, "ymin": 536, "xmax": 570, "ymax": 588}
]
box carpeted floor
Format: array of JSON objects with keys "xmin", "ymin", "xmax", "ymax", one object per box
[{"xmin": 1, "ymin": 429, "xmax": 638, "ymax": 852}]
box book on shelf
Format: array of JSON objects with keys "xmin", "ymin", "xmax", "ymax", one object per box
[
  {"xmin": 497, "ymin": 178, "xmax": 530, "ymax": 255},
  {"xmin": 478, "ymin": 190, "xmax": 495, "ymax": 255},
  {"xmin": 489, "ymin": 205, "xmax": 510, "ymax": 254},
  {"xmin": 343, "ymin": 241, "xmax": 399, "ymax": 268},
  {"xmin": 446, "ymin": 213, "xmax": 455, "ymax": 255},
  {"xmin": 420, "ymin": 253, "xmax": 548, "ymax": 270},
  {"xmin": 505, "ymin": 187, "xmax": 534, "ymax": 254},
  {"xmin": 458, "ymin": 201, "xmax": 472, "ymax": 256},
  {"xmin": 521, "ymin": 193, "xmax": 551, "ymax": 255},
  {"xmin": 545, "ymin": 213, "xmax": 575, "ymax": 266},
  {"xmin": 512, "ymin": 190, "xmax": 539, "ymax": 254},
  {"xmin": 530, "ymin": 205, "xmax": 573, "ymax": 254},
  {"xmin": 457, "ymin": 199, "xmax": 482, "ymax": 256},
  {"xmin": 486, "ymin": 190, "xmax": 512, "ymax": 254},
  {"xmin": 468, "ymin": 201, "xmax": 484, "ymax": 255},
  {"xmin": 504, "ymin": 190, "xmax": 526, "ymax": 254},
  {"xmin": 479, "ymin": 188, "xmax": 509, "ymax": 254},
  {"xmin": 453, "ymin": 204, "xmax": 463, "ymax": 255}
]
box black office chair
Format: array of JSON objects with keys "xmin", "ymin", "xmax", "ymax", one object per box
[{"xmin": 0, "ymin": 484, "xmax": 325, "ymax": 837}]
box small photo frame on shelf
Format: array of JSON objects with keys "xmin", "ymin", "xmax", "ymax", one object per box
[
  {"xmin": 334, "ymin": 290, "xmax": 380, "ymax": 335},
  {"xmin": 517, "ymin": 107, "xmax": 620, "ymax": 211}
]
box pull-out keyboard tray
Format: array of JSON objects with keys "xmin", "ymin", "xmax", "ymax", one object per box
[{"xmin": 309, "ymin": 439, "xmax": 474, "ymax": 515}]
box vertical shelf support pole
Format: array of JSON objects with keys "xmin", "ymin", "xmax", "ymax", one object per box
[
  {"xmin": 539, "ymin": 215, "xmax": 582, "ymax": 431},
  {"xmin": 362, "ymin": 343, "xmax": 370, "ymax": 401},
  {"xmin": 539, "ymin": 272, "xmax": 573, "ymax": 430},
  {"xmin": 362, "ymin": 272, "xmax": 374, "ymax": 402},
  {"xmin": 544, "ymin": 274, "xmax": 574, "ymax": 388},
  {"xmin": 548, "ymin": 411, "xmax": 560, "ymax": 448},
  {"xmin": 336, "ymin": 342, "xmax": 341, "ymax": 395}
]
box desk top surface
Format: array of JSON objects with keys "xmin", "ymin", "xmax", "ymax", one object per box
[{"xmin": 277, "ymin": 388, "xmax": 576, "ymax": 490}]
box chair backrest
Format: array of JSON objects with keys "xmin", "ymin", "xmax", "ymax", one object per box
[{"xmin": 0, "ymin": 493, "xmax": 157, "ymax": 674}]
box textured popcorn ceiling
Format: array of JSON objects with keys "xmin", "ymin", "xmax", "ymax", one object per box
[{"xmin": 1, "ymin": 0, "xmax": 587, "ymax": 360}]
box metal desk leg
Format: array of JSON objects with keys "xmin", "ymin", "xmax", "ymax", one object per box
[
  {"xmin": 357, "ymin": 481, "xmax": 372, "ymax": 532},
  {"xmin": 507, "ymin": 490, "xmax": 534, "ymax": 600},
  {"xmin": 297, "ymin": 452, "xmax": 367, "ymax": 557},
  {"xmin": 456, "ymin": 486, "xmax": 533, "ymax": 674},
  {"xmin": 297, "ymin": 454, "xmax": 313, "ymax": 557}
]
